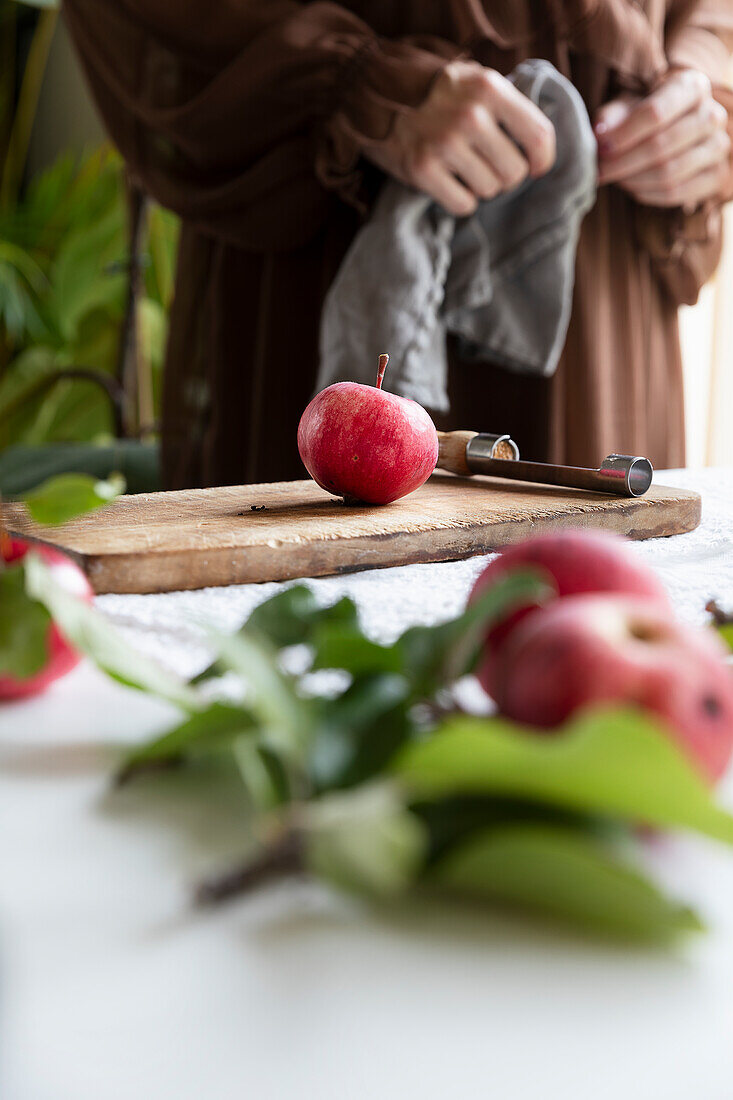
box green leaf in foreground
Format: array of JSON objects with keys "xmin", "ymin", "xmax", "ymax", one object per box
[
  {"xmin": 718, "ymin": 623, "xmax": 733, "ymax": 653},
  {"xmin": 24, "ymin": 553, "xmax": 197, "ymax": 710},
  {"xmin": 310, "ymin": 673, "xmax": 412, "ymax": 790},
  {"xmin": 311, "ymin": 626, "xmax": 402, "ymax": 677},
  {"xmin": 21, "ymin": 472, "xmax": 126, "ymax": 526},
  {"xmin": 432, "ymin": 824, "xmax": 702, "ymax": 941},
  {"xmin": 208, "ymin": 629, "xmax": 309, "ymax": 758},
  {"xmin": 313, "ymin": 568, "xmax": 551, "ymax": 695},
  {"xmin": 0, "ymin": 562, "xmax": 51, "ymax": 679},
  {"xmin": 412, "ymin": 794, "xmax": 609, "ymax": 865},
  {"xmin": 305, "ymin": 782, "xmax": 426, "ymax": 898},
  {"xmin": 116, "ymin": 702, "xmax": 255, "ymax": 785},
  {"xmin": 396, "ymin": 708, "xmax": 733, "ymax": 844},
  {"xmin": 401, "ymin": 567, "xmax": 551, "ymax": 692},
  {"xmin": 191, "ymin": 585, "xmax": 359, "ymax": 683},
  {"xmin": 247, "ymin": 585, "xmax": 358, "ymax": 647}
]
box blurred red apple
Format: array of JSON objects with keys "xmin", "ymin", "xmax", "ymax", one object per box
[
  {"xmin": 493, "ymin": 592, "xmax": 733, "ymax": 782},
  {"xmin": 0, "ymin": 538, "xmax": 92, "ymax": 701},
  {"xmin": 471, "ymin": 529, "xmax": 670, "ymax": 695},
  {"xmin": 298, "ymin": 355, "xmax": 438, "ymax": 506}
]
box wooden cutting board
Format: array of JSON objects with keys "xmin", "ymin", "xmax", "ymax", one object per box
[{"xmin": 6, "ymin": 473, "xmax": 701, "ymax": 595}]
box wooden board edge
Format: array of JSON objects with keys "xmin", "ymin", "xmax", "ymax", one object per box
[
  {"xmin": 4, "ymin": 526, "xmax": 90, "ymax": 572},
  {"xmin": 65, "ymin": 487, "xmax": 702, "ymax": 595}
]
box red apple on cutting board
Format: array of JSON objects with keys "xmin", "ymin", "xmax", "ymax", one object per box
[
  {"xmin": 0, "ymin": 538, "xmax": 92, "ymax": 701},
  {"xmin": 298, "ymin": 355, "xmax": 439, "ymax": 505},
  {"xmin": 492, "ymin": 592, "xmax": 733, "ymax": 782}
]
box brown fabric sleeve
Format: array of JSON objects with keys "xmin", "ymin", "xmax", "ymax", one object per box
[
  {"xmin": 569, "ymin": 0, "xmax": 668, "ymax": 88},
  {"xmin": 634, "ymin": 202, "xmax": 723, "ymax": 305},
  {"xmin": 62, "ymin": 0, "xmax": 455, "ymax": 249},
  {"xmin": 665, "ymin": 0, "xmax": 733, "ymax": 82},
  {"xmin": 315, "ymin": 34, "xmax": 456, "ymax": 207},
  {"xmin": 633, "ymin": 0, "xmax": 733, "ymax": 306}
]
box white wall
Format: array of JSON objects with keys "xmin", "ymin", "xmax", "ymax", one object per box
[
  {"xmin": 680, "ymin": 287, "xmax": 715, "ymax": 467},
  {"xmin": 679, "ymin": 202, "xmax": 733, "ymax": 468}
]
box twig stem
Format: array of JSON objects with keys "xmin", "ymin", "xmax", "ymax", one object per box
[
  {"xmin": 195, "ymin": 830, "xmax": 304, "ymax": 907},
  {"xmin": 707, "ymin": 599, "xmax": 733, "ymax": 627}
]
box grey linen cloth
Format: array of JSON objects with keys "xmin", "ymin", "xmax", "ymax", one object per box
[{"xmin": 318, "ymin": 59, "xmax": 597, "ymax": 412}]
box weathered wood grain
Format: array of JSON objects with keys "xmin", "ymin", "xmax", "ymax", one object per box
[{"xmin": 6, "ymin": 473, "xmax": 701, "ymax": 594}]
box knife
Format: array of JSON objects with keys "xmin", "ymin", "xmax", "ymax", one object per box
[{"xmin": 436, "ymin": 431, "xmax": 653, "ymax": 498}]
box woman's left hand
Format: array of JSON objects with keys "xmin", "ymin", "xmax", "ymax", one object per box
[{"xmin": 595, "ymin": 68, "xmax": 730, "ymax": 210}]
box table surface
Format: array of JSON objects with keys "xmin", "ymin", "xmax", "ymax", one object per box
[{"xmin": 2, "ymin": 468, "xmax": 733, "ymax": 1100}]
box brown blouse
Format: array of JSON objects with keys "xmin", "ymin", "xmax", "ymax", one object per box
[{"xmin": 62, "ymin": 0, "xmax": 733, "ymax": 485}]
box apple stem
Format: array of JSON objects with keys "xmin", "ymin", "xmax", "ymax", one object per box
[{"xmin": 375, "ymin": 353, "xmax": 389, "ymax": 390}]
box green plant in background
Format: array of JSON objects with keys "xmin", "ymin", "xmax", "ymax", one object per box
[
  {"xmin": 1, "ymin": 0, "xmax": 59, "ymax": 214},
  {"xmin": 0, "ymin": 147, "xmax": 178, "ymax": 448},
  {"xmin": 0, "ymin": 0, "xmax": 178, "ymax": 489}
]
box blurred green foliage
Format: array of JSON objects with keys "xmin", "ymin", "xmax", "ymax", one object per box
[
  {"xmin": 1, "ymin": 0, "xmax": 178, "ymax": 461},
  {"xmin": 0, "ymin": 146, "xmax": 179, "ymax": 449}
]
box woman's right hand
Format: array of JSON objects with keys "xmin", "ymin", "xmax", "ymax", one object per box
[{"xmin": 365, "ymin": 59, "xmax": 556, "ymax": 216}]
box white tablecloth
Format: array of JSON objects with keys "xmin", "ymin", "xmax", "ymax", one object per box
[{"xmin": 1, "ymin": 468, "xmax": 733, "ymax": 1100}]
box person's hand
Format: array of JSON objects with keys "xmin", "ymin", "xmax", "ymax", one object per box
[
  {"xmin": 596, "ymin": 68, "xmax": 730, "ymax": 211},
  {"xmin": 365, "ymin": 59, "xmax": 556, "ymax": 217}
]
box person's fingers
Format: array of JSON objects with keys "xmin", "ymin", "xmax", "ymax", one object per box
[
  {"xmin": 627, "ymin": 160, "xmax": 729, "ymax": 208},
  {"xmin": 617, "ymin": 127, "xmax": 730, "ymax": 192},
  {"xmin": 597, "ymin": 69, "xmax": 711, "ymax": 157},
  {"xmin": 412, "ymin": 154, "xmax": 478, "ymax": 216},
  {"xmin": 444, "ymin": 137, "xmax": 503, "ymax": 199},
  {"xmin": 465, "ymin": 109, "xmax": 531, "ymax": 190},
  {"xmin": 599, "ymin": 98, "xmax": 728, "ymax": 183},
  {"xmin": 367, "ymin": 63, "xmax": 557, "ymax": 204},
  {"xmin": 477, "ymin": 70, "xmax": 556, "ymax": 177},
  {"xmin": 594, "ymin": 93, "xmax": 640, "ymax": 140}
]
